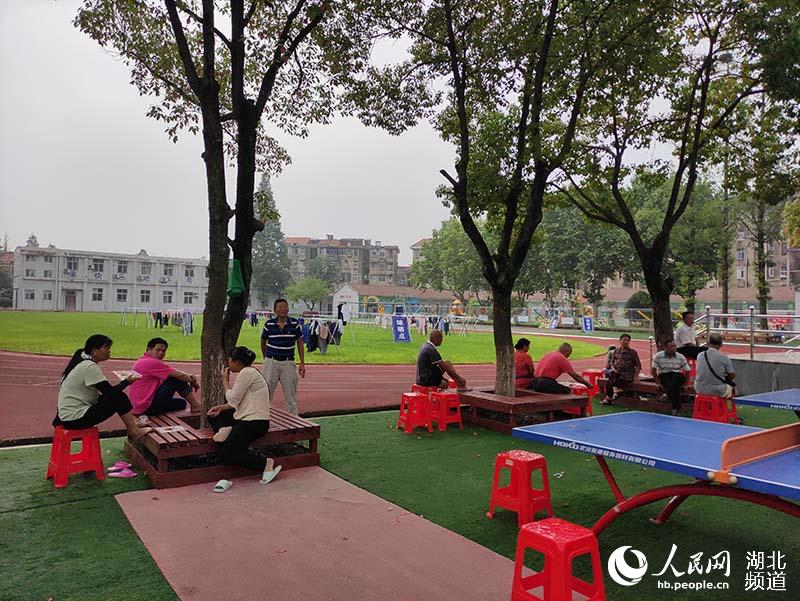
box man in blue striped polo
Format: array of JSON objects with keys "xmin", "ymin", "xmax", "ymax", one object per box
[{"xmin": 260, "ymin": 298, "xmax": 306, "ymax": 415}]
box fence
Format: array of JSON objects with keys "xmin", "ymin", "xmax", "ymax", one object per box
[{"xmin": 695, "ymin": 306, "xmax": 800, "ymax": 359}]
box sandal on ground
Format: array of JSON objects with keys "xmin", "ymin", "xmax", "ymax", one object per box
[
  {"xmin": 456, "ymin": 386, "xmax": 473, "ymax": 393},
  {"xmin": 108, "ymin": 468, "xmax": 138, "ymax": 478},
  {"xmin": 213, "ymin": 479, "xmax": 233, "ymax": 493},
  {"xmin": 600, "ymin": 399, "xmax": 612, "ymax": 406},
  {"xmin": 107, "ymin": 461, "xmax": 132, "ymax": 472},
  {"xmin": 261, "ymin": 465, "xmax": 282, "ymax": 485}
]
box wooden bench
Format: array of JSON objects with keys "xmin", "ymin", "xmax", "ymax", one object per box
[
  {"xmin": 598, "ymin": 377, "xmax": 695, "ymax": 413},
  {"xmin": 459, "ymin": 388, "xmax": 588, "ymax": 434},
  {"xmin": 125, "ymin": 408, "xmax": 320, "ymax": 489},
  {"xmin": 722, "ymin": 332, "xmax": 783, "ymax": 344}
]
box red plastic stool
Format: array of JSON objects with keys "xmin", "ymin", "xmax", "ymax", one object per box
[
  {"xmin": 512, "ymin": 517, "xmax": 605, "ymax": 601},
  {"xmin": 46, "ymin": 426, "xmax": 106, "ymax": 488},
  {"xmin": 487, "ymin": 450, "xmax": 552, "ymax": 527},
  {"xmin": 430, "ymin": 390, "xmax": 463, "ymax": 431},
  {"xmin": 581, "ymin": 369, "xmax": 603, "ymax": 398},
  {"xmin": 692, "ymin": 394, "xmax": 738, "ymax": 423},
  {"xmin": 397, "ymin": 392, "xmax": 433, "ymax": 434},
  {"xmin": 412, "ymin": 384, "xmax": 439, "ymax": 397},
  {"xmin": 564, "ymin": 383, "xmax": 593, "ymax": 417}
]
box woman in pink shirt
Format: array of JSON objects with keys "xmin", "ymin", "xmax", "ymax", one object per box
[
  {"xmin": 128, "ymin": 337, "xmax": 200, "ymax": 415},
  {"xmin": 514, "ymin": 338, "xmax": 536, "ymax": 389}
]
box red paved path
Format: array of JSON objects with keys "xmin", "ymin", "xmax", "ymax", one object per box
[{"xmin": 0, "ymin": 336, "xmax": 760, "ymax": 444}]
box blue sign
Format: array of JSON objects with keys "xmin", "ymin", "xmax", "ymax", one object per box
[
  {"xmin": 549, "ymin": 311, "xmax": 559, "ymax": 329},
  {"xmin": 582, "ymin": 316, "xmax": 594, "ymax": 332},
  {"xmin": 392, "ymin": 315, "xmax": 412, "ymax": 343}
]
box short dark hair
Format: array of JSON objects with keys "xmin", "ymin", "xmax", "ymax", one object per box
[
  {"xmin": 619, "ymin": 333, "xmax": 631, "ymax": 341},
  {"xmin": 229, "ymin": 346, "xmax": 257, "ymax": 366},
  {"xmin": 515, "ymin": 338, "xmax": 531, "ymax": 350},
  {"xmin": 147, "ymin": 337, "xmax": 168, "ymax": 350},
  {"xmin": 274, "ymin": 298, "xmax": 289, "ymax": 310},
  {"xmin": 682, "ymin": 311, "xmax": 694, "ymax": 319}
]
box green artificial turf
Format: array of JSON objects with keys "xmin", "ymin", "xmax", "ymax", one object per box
[
  {"xmin": 0, "ymin": 439, "xmax": 178, "ymax": 601},
  {"xmin": 0, "ymin": 311, "xmax": 603, "ymax": 363},
  {"xmin": 318, "ymin": 403, "xmax": 800, "ymax": 600}
]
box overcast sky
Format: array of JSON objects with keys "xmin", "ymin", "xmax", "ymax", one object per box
[{"xmin": 0, "ymin": 1, "xmax": 455, "ymax": 265}]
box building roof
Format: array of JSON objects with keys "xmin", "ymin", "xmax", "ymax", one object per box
[
  {"xmin": 286, "ymin": 237, "xmax": 312, "ymax": 245},
  {"xmin": 411, "ymin": 238, "xmax": 431, "ymax": 249},
  {"xmin": 14, "ymin": 246, "xmax": 206, "ymax": 263},
  {"xmin": 0, "ymin": 252, "xmax": 13, "ymax": 265},
  {"xmin": 345, "ymin": 283, "xmax": 457, "ymax": 301}
]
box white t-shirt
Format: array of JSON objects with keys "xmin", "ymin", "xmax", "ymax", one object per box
[
  {"xmin": 674, "ymin": 322, "xmax": 697, "ymax": 347},
  {"xmin": 225, "ymin": 366, "xmax": 270, "ymax": 421},
  {"xmin": 57, "ymin": 360, "xmax": 107, "ymax": 421}
]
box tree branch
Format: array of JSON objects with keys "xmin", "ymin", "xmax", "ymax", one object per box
[
  {"xmin": 177, "ymin": 1, "xmax": 233, "ymax": 51},
  {"xmin": 163, "ymin": 0, "xmax": 203, "ymax": 95}
]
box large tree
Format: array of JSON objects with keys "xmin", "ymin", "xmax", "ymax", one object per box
[
  {"xmin": 285, "ymin": 277, "xmax": 329, "ymax": 310},
  {"xmin": 307, "ymin": 256, "xmax": 339, "ymax": 285},
  {"xmin": 349, "ymin": 0, "xmax": 670, "ymax": 394},
  {"xmin": 558, "ymin": 0, "xmax": 800, "ymax": 347},
  {"xmin": 251, "ymin": 174, "xmax": 291, "ymax": 305},
  {"xmin": 77, "ymin": 1, "xmax": 371, "ymax": 411},
  {"xmin": 412, "ymin": 219, "xmax": 486, "ymax": 303}
]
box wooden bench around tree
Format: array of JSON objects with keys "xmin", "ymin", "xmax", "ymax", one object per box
[
  {"xmin": 125, "ymin": 408, "xmax": 320, "ymax": 489},
  {"xmin": 458, "ymin": 388, "xmax": 588, "ymax": 434},
  {"xmin": 598, "ymin": 377, "xmax": 695, "ymax": 413}
]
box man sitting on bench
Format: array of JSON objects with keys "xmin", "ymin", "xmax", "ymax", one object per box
[
  {"xmin": 675, "ymin": 311, "xmax": 704, "ymax": 360},
  {"xmin": 416, "ymin": 330, "xmax": 471, "ymax": 392},
  {"xmin": 128, "ymin": 337, "xmax": 200, "ymax": 416},
  {"xmin": 533, "ymin": 343, "xmax": 592, "ymax": 394}
]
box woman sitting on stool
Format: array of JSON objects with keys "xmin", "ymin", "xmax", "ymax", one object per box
[
  {"xmin": 208, "ymin": 346, "xmax": 281, "ymax": 484},
  {"xmin": 55, "ymin": 334, "xmax": 153, "ymax": 440}
]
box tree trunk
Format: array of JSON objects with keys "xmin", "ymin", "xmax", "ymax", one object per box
[
  {"xmin": 198, "ymin": 106, "xmax": 229, "ymax": 426},
  {"xmin": 685, "ymin": 295, "xmax": 696, "ymax": 313},
  {"xmin": 641, "ymin": 250, "xmax": 673, "ymax": 349},
  {"xmin": 754, "ymin": 208, "xmax": 770, "ymax": 329},
  {"xmin": 720, "ymin": 202, "xmax": 731, "ymax": 328},
  {"xmin": 492, "ymin": 284, "xmax": 515, "ymax": 396}
]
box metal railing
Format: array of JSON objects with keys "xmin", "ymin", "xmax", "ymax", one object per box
[{"xmin": 698, "ymin": 306, "xmax": 800, "ymax": 359}]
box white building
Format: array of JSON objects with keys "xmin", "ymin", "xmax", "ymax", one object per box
[{"xmin": 12, "ymin": 246, "xmax": 209, "ymax": 312}]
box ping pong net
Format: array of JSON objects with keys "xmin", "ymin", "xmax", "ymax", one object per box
[{"xmin": 712, "ymin": 422, "xmax": 800, "ymax": 485}]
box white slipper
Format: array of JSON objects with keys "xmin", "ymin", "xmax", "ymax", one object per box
[
  {"xmin": 260, "ymin": 465, "xmax": 282, "ymax": 485},
  {"xmin": 213, "ymin": 479, "xmax": 233, "ymax": 493}
]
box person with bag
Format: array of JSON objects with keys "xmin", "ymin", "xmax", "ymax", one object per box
[{"xmin": 694, "ymin": 333, "xmax": 736, "ymax": 399}]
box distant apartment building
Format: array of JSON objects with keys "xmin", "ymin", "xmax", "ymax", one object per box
[
  {"xmin": 12, "ymin": 245, "xmax": 209, "ymax": 312},
  {"xmin": 410, "ymin": 238, "xmax": 431, "ymax": 264},
  {"xmin": 396, "ymin": 265, "xmax": 412, "ymax": 287},
  {"xmin": 0, "ymin": 251, "xmax": 13, "ymax": 279},
  {"xmin": 286, "ymin": 234, "xmax": 400, "ymax": 285},
  {"xmin": 732, "ymin": 228, "xmax": 800, "ymax": 288}
]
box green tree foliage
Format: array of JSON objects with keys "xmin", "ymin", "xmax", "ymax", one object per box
[
  {"xmin": 76, "ymin": 1, "xmax": 374, "ymax": 411},
  {"xmin": 625, "ymin": 290, "xmax": 653, "ymax": 309},
  {"xmin": 347, "ymin": 0, "xmax": 670, "ymax": 394},
  {"xmin": 557, "ymin": 0, "xmax": 800, "ymax": 348},
  {"xmin": 251, "ymin": 174, "xmax": 291, "ymax": 303},
  {"xmin": 412, "ymin": 219, "xmax": 486, "ymax": 303},
  {"xmin": 784, "ymin": 198, "xmax": 800, "ymax": 248},
  {"xmin": 307, "ymin": 256, "xmax": 339, "ymax": 284},
  {"xmin": 285, "ymin": 277, "xmax": 329, "ymax": 310}
]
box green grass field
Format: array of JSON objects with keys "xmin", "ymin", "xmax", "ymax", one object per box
[
  {"xmin": 0, "ymin": 311, "xmax": 604, "ymax": 363},
  {"xmin": 2, "ymin": 402, "xmax": 797, "ymax": 600}
]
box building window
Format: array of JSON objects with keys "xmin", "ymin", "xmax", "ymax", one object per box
[
  {"xmin": 141, "ymin": 289, "xmax": 151, "ymax": 303},
  {"xmin": 184, "ymin": 292, "xmax": 193, "ymax": 304},
  {"xmin": 184, "ymin": 265, "xmax": 194, "ymax": 279},
  {"xmin": 736, "ymin": 247, "xmax": 745, "ymax": 261},
  {"xmin": 164, "ymin": 264, "xmax": 174, "ymax": 277},
  {"xmin": 768, "ymin": 266, "xmax": 775, "ymax": 278},
  {"xmin": 781, "ymin": 242, "xmax": 788, "ymax": 255},
  {"xmin": 91, "ymin": 258, "xmax": 104, "ymax": 272},
  {"xmin": 141, "ymin": 262, "xmax": 152, "ymax": 276},
  {"xmin": 378, "ymin": 275, "xmax": 386, "ymax": 282},
  {"xmin": 117, "ymin": 261, "xmax": 128, "ymax": 274},
  {"xmin": 25, "ymin": 255, "xmax": 35, "ymax": 262},
  {"xmin": 66, "ymin": 257, "xmax": 78, "ymax": 271},
  {"xmin": 24, "ymin": 269, "xmax": 35, "ymax": 277},
  {"xmin": 43, "ymin": 270, "xmax": 53, "ymax": 278},
  {"xmin": 205, "ymin": 267, "xmax": 210, "ymax": 279},
  {"xmin": 736, "ymin": 267, "xmax": 745, "ymax": 280},
  {"xmin": 43, "ymin": 290, "xmax": 53, "ymax": 301},
  {"xmin": 163, "ymin": 290, "xmax": 173, "ymax": 304},
  {"xmin": 92, "ymin": 288, "xmax": 103, "ymax": 301},
  {"xmin": 44, "ymin": 256, "xmax": 53, "ymax": 263},
  {"xmin": 24, "ymin": 289, "xmax": 35, "ymax": 300},
  {"xmin": 117, "ymin": 288, "xmax": 128, "ymax": 302},
  {"xmin": 780, "ymin": 266, "xmax": 788, "ymax": 279}
]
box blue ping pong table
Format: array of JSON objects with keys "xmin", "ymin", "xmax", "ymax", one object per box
[
  {"xmin": 736, "ymin": 389, "xmax": 800, "ymax": 413},
  {"xmin": 513, "ymin": 412, "xmax": 800, "ymax": 535}
]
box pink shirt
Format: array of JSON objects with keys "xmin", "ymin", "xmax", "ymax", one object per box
[
  {"xmin": 128, "ymin": 354, "xmax": 175, "ymax": 414},
  {"xmin": 534, "ymin": 351, "xmax": 573, "ymax": 380}
]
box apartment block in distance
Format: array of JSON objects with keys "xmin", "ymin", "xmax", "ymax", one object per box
[
  {"xmin": 286, "ymin": 234, "xmax": 400, "ymax": 285},
  {"xmin": 13, "ymin": 245, "xmax": 209, "ymax": 312}
]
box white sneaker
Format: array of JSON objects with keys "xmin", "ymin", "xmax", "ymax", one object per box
[
  {"xmin": 213, "ymin": 426, "xmax": 233, "ymax": 443},
  {"xmin": 261, "ymin": 464, "xmax": 282, "ymax": 484}
]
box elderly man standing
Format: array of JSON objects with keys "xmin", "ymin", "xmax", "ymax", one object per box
[
  {"xmin": 652, "ymin": 339, "xmax": 691, "ymax": 415},
  {"xmin": 694, "ymin": 333, "xmax": 736, "ymax": 399},
  {"xmin": 260, "ymin": 298, "xmax": 305, "ymax": 415},
  {"xmin": 533, "ymin": 343, "xmax": 592, "ymax": 394},
  {"xmin": 416, "ymin": 330, "xmax": 470, "ymax": 391}
]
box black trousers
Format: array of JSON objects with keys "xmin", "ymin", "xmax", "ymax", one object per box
[
  {"xmin": 678, "ymin": 345, "xmax": 703, "ymax": 360},
  {"xmin": 605, "ymin": 377, "xmax": 634, "ymax": 399},
  {"xmin": 659, "ymin": 372, "xmax": 686, "ymax": 411},
  {"xmin": 208, "ymin": 411, "xmax": 270, "ymax": 472},
  {"xmin": 144, "ymin": 377, "xmax": 190, "ymax": 415},
  {"xmin": 55, "ymin": 391, "xmax": 133, "ymax": 429},
  {"xmin": 533, "ymin": 377, "xmax": 570, "ymax": 394}
]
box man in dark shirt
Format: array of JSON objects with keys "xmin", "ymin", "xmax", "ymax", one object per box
[
  {"xmin": 416, "ymin": 330, "xmax": 470, "ymax": 391},
  {"xmin": 260, "ymin": 298, "xmax": 305, "ymax": 415}
]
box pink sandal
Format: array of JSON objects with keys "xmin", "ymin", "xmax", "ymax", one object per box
[
  {"xmin": 108, "ymin": 468, "xmax": 138, "ymax": 478},
  {"xmin": 107, "ymin": 461, "xmax": 132, "ymax": 472}
]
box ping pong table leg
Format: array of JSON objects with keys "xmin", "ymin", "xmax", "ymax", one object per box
[
  {"xmin": 595, "ymin": 456, "xmax": 625, "ymax": 503},
  {"xmin": 651, "ymin": 493, "xmax": 691, "ymax": 525}
]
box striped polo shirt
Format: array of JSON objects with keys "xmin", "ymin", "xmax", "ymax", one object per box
[
  {"xmin": 261, "ymin": 317, "xmax": 303, "ymax": 360},
  {"xmin": 651, "ymin": 351, "xmax": 690, "ymax": 374}
]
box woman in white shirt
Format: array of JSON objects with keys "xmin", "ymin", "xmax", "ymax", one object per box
[
  {"xmin": 208, "ymin": 346, "xmax": 281, "ymax": 484},
  {"xmin": 55, "ymin": 334, "xmax": 152, "ymax": 440}
]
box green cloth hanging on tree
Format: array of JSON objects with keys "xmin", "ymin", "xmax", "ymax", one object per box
[{"xmin": 227, "ymin": 259, "xmax": 244, "ymax": 298}]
